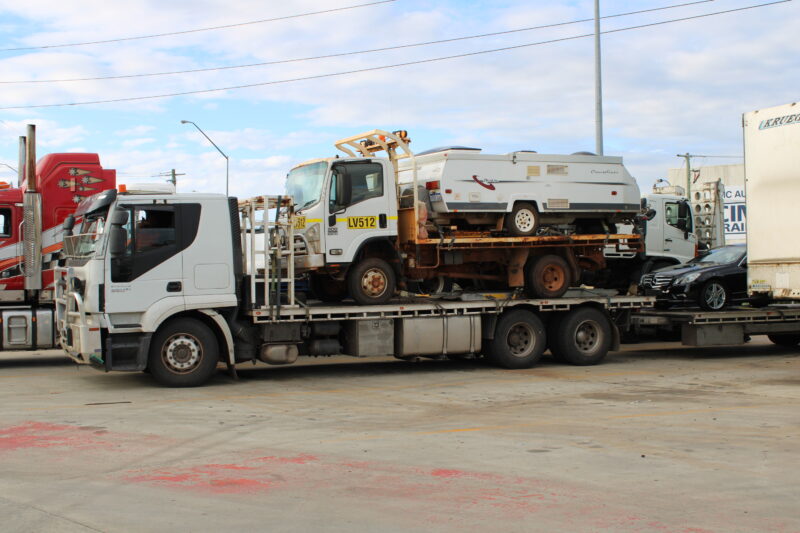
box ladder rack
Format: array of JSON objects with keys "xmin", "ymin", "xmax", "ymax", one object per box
[{"xmin": 239, "ymin": 195, "xmax": 299, "ymax": 317}]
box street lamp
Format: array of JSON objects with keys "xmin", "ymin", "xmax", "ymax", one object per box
[
  {"xmin": 0, "ymin": 163, "xmax": 18, "ymax": 186},
  {"xmin": 181, "ymin": 120, "xmax": 229, "ymax": 196}
]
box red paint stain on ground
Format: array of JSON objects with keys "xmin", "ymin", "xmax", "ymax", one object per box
[
  {"xmin": 126, "ymin": 464, "xmax": 274, "ymax": 494},
  {"xmin": 0, "ymin": 421, "xmax": 115, "ymax": 451},
  {"xmin": 256, "ymin": 453, "xmax": 317, "ymax": 464}
]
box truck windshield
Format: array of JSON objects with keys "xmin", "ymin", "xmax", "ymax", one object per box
[
  {"xmin": 63, "ymin": 213, "xmax": 107, "ymax": 259},
  {"xmin": 286, "ymin": 161, "xmax": 327, "ymax": 209}
]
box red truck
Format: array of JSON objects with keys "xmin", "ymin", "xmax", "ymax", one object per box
[{"xmin": 0, "ymin": 125, "xmax": 116, "ymax": 350}]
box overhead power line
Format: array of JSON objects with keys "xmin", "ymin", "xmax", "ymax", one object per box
[
  {"xmin": 0, "ymin": 0, "xmax": 715, "ymax": 85},
  {"xmin": 0, "ymin": 0, "xmax": 788, "ymax": 111},
  {"xmin": 0, "ymin": 0, "xmax": 396, "ymax": 52}
]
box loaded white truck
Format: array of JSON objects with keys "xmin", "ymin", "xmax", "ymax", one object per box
[
  {"xmin": 288, "ymin": 130, "xmax": 643, "ymax": 304},
  {"xmin": 744, "ymin": 101, "xmax": 800, "ymax": 302},
  {"xmin": 55, "ymin": 187, "xmax": 651, "ymax": 387}
]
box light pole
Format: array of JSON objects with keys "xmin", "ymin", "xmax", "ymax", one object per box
[
  {"xmin": 181, "ymin": 120, "xmax": 229, "ymax": 196},
  {"xmin": 594, "ymin": 0, "xmax": 604, "ymax": 156}
]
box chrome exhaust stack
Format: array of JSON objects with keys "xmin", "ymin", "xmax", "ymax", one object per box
[{"xmin": 23, "ymin": 124, "xmax": 42, "ymax": 292}]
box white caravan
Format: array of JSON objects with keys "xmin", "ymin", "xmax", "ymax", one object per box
[{"xmin": 396, "ymin": 147, "xmax": 641, "ymax": 235}]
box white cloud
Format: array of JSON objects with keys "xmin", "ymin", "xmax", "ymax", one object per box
[
  {"xmin": 115, "ymin": 125, "xmax": 155, "ymax": 136},
  {"xmin": 0, "ymin": 0, "xmax": 796, "ymax": 192}
]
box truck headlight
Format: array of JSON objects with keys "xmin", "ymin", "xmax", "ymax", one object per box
[
  {"xmin": 305, "ymin": 223, "xmax": 320, "ymax": 254},
  {"xmin": 674, "ymin": 272, "xmax": 700, "ymax": 286}
]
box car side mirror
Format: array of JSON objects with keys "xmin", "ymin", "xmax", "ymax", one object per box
[{"xmin": 108, "ymin": 226, "xmax": 127, "ymax": 257}]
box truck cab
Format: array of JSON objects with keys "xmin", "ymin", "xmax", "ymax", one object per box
[
  {"xmin": 58, "ymin": 185, "xmax": 239, "ymax": 370},
  {"xmin": 641, "ymin": 193, "xmax": 696, "ymax": 266},
  {"xmin": 288, "ymin": 157, "xmax": 398, "ymax": 269}
]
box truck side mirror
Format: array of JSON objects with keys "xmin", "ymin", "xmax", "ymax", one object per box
[
  {"xmin": 108, "ymin": 226, "xmax": 127, "ymax": 257},
  {"xmin": 63, "ymin": 214, "xmax": 75, "ymax": 237},
  {"xmin": 678, "ymin": 201, "xmax": 690, "ymax": 219},
  {"xmin": 340, "ymin": 172, "xmax": 352, "ymax": 207},
  {"xmin": 676, "ymin": 219, "xmax": 687, "ymax": 231},
  {"xmin": 110, "ymin": 209, "xmax": 129, "ymax": 226}
]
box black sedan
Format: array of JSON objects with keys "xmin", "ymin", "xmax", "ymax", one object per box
[{"xmin": 640, "ymin": 244, "xmax": 747, "ymax": 310}]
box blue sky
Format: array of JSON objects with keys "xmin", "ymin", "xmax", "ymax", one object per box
[{"xmin": 0, "ymin": 0, "xmax": 797, "ymax": 196}]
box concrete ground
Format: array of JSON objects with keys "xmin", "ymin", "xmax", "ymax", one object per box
[{"xmin": 0, "ymin": 338, "xmax": 798, "ymax": 533}]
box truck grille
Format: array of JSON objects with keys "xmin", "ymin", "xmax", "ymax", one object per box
[{"xmin": 640, "ymin": 273, "xmax": 673, "ymax": 290}]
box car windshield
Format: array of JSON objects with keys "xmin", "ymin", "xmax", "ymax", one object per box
[
  {"xmin": 63, "ymin": 212, "xmax": 107, "ymax": 259},
  {"xmin": 285, "ymin": 161, "xmax": 328, "ymax": 210},
  {"xmin": 690, "ymin": 246, "xmax": 745, "ymax": 265}
]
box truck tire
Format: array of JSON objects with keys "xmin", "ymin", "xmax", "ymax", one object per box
[
  {"xmin": 148, "ymin": 318, "xmax": 220, "ymax": 387},
  {"xmin": 767, "ymin": 334, "xmax": 800, "ymax": 348},
  {"xmin": 485, "ymin": 309, "xmax": 546, "ymax": 369},
  {"xmin": 506, "ymin": 202, "xmax": 539, "ymax": 236},
  {"xmin": 698, "ymin": 279, "xmax": 729, "ymax": 311},
  {"xmin": 347, "ymin": 257, "xmax": 396, "ymax": 305},
  {"xmin": 550, "ymin": 307, "xmax": 612, "ymax": 366},
  {"xmin": 526, "ymin": 254, "xmax": 570, "ymax": 299},
  {"xmin": 418, "ymin": 276, "xmax": 454, "ymax": 295}
]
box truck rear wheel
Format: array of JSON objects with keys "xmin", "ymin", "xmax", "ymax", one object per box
[
  {"xmin": 526, "ymin": 254, "xmax": 570, "ymax": 299},
  {"xmin": 506, "ymin": 202, "xmax": 539, "ymax": 236},
  {"xmin": 148, "ymin": 318, "xmax": 220, "ymax": 387},
  {"xmin": 485, "ymin": 309, "xmax": 546, "ymax": 369},
  {"xmin": 347, "ymin": 257, "xmax": 396, "ymax": 305},
  {"xmin": 549, "ymin": 307, "xmax": 612, "ymax": 366},
  {"xmin": 767, "ymin": 334, "xmax": 800, "ymax": 348}
]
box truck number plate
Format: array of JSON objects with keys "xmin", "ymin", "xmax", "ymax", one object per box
[
  {"xmin": 293, "ymin": 216, "xmax": 306, "ymax": 230},
  {"xmin": 347, "ymin": 216, "xmax": 377, "ymax": 229}
]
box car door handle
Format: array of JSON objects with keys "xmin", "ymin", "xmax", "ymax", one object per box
[
  {"xmin": 665, "ymin": 238, "xmax": 673, "ymax": 242},
  {"xmin": 166, "ymin": 281, "xmax": 182, "ymax": 292}
]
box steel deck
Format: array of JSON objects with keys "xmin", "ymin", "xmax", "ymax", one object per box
[
  {"xmin": 248, "ymin": 294, "xmax": 653, "ymax": 323},
  {"xmin": 634, "ymin": 306, "xmax": 800, "ymax": 326}
]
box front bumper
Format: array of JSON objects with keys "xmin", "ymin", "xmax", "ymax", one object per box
[{"xmin": 641, "ymin": 284, "xmax": 697, "ymax": 306}]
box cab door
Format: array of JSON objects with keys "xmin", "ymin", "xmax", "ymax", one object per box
[
  {"xmin": 104, "ymin": 204, "xmax": 184, "ymax": 320},
  {"xmin": 324, "ymin": 161, "xmax": 395, "ymax": 263}
]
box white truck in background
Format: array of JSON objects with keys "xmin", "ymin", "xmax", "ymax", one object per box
[
  {"xmin": 744, "ymin": 101, "xmax": 800, "ymax": 302},
  {"xmin": 600, "ymin": 189, "xmax": 696, "ymax": 291}
]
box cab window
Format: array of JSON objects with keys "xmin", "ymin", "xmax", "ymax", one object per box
[
  {"xmin": 330, "ymin": 162, "xmax": 383, "ymax": 211},
  {"xmin": 0, "ymin": 208, "xmax": 11, "ymax": 238},
  {"xmin": 664, "ymin": 201, "xmax": 692, "ymax": 231}
]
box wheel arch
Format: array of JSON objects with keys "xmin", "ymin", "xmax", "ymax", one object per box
[{"xmin": 149, "ymin": 309, "xmax": 233, "ymax": 367}]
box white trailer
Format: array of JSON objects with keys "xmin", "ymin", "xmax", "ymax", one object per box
[
  {"xmin": 55, "ymin": 188, "xmax": 652, "ymax": 387},
  {"xmin": 743, "ymin": 102, "xmax": 800, "ymax": 301}
]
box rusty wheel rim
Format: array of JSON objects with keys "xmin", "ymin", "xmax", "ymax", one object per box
[
  {"xmin": 361, "ymin": 267, "xmax": 388, "ymax": 298},
  {"xmin": 542, "ymin": 264, "xmax": 566, "ymax": 292}
]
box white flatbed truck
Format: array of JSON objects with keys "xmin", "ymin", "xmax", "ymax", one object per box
[{"xmin": 55, "ymin": 187, "xmax": 653, "ymax": 387}]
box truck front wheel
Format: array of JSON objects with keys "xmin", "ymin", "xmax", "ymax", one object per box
[
  {"xmin": 485, "ymin": 309, "xmax": 546, "ymax": 369},
  {"xmin": 506, "ymin": 202, "xmax": 539, "ymax": 236},
  {"xmin": 148, "ymin": 318, "xmax": 220, "ymax": 387},
  {"xmin": 347, "ymin": 257, "xmax": 396, "ymax": 305},
  {"xmin": 549, "ymin": 307, "xmax": 612, "ymax": 366}
]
